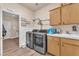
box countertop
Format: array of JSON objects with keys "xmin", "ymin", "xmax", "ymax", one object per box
[{"xmin": 47, "ymin": 34, "xmax": 79, "ymax": 40}]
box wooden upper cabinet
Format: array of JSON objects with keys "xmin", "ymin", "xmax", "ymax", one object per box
[
  {"xmin": 62, "ymin": 4, "xmax": 71, "ymax": 24},
  {"xmin": 49, "ymin": 7, "xmax": 61, "ymax": 26},
  {"xmin": 61, "ymin": 38, "xmax": 79, "ymax": 56},
  {"xmin": 62, "ymin": 4, "xmax": 79, "ymax": 24},
  {"xmin": 47, "ymin": 36, "xmax": 60, "ymax": 56},
  {"xmin": 70, "ymin": 4, "xmax": 79, "ymax": 24},
  {"xmin": 49, "ymin": 3, "xmax": 79, "ymax": 26}
]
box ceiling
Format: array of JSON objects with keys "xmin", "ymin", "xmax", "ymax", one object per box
[{"xmin": 20, "ymin": 3, "xmax": 50, "ymax": 11}]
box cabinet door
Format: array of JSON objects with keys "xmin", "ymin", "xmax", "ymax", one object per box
[
  {"xmin": 62, "ymin": 5, "xmax": 71, "ymax": 24},
  {"xmin": 70, "ymin": 4, "xmax": 79, "ymax": 24},
  {"xmin": 62, "ymin": 4, "xmax": 79, "ymax": 24},
  {"xmin": 61, "ymin": 43, "xmax": 79, "ymax": 56},
  {"xmin": 61, "ymin": 38, "xmax": 79, "ymax": 56},
  {"xmin": 49, "ymin": 7, "xmax": 61, "ymax": 26},
  {"xmin": 47, "ymin": 36, "xmax": 60, "ymax": 56}
]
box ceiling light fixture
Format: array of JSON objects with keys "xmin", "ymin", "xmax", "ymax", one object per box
[{"xmin": 35, "ymin": 3, "xmax": 38, "ymax": 6}]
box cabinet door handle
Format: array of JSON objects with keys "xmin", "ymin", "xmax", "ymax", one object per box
[
  {"xmin": 58, "ymin": 43, "xmax": 59, "ymax": 45},
  {"xmin": 63, "ymin": 22, "xmax": 66, "ymax": 24},
  {"xmin": 63, "ymin": 22, "xmax": 64, "ymax": 24},
  {"xmin": 62, "ymin": 43, "xmax": 64, "ymax": 46},
  {"xmin": 58, "ymin": 43, "xmax": 60, "ymax": 45}
]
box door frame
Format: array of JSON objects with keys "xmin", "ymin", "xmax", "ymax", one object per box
[{"xmin": 1, "ymin": 9, "xmax": 21, "ymax": 48}]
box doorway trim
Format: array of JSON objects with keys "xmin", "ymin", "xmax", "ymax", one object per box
[{"xmin": 1, "ymin": 9, "xmax": 21, "ymax": 49}]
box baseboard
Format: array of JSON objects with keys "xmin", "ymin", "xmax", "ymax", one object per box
[{"xmin": 3, "ymin": 37, "xmax": 19, "ymax": 40}]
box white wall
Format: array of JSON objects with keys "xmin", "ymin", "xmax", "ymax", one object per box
[
  {"xmin": 34, "ymin": 4, "xmax": 61, "ymax": 29},
  {"xmin": 54, "ymin": 24, "xmax": 79, "ymax": 34},
  {"xmin": 3, "ymin": 16, "xmax": 19, "ymax": 39},
  {"xmin": 0, "ymin": 5, "xmax": 2, "ymax": 55},
  {"xmin": 35, "ymin": 4, "xmax": 61, "ymax": 20},
  {"xmin": 0, "ymin": 3, "xmax": 34, "ymax": 47},
  {"xmin": 0, "ymin": 3, "xmax": 33, "ymax": 20}
]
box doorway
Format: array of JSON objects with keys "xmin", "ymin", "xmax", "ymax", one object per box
[{"xmin": 2, "ymin": 10, "xmax": 19, "ymax": 54}]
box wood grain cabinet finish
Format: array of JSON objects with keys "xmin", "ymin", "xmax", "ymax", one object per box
[
  {"xmin": 49, "ymin": 7, "xmax": 61, "ymax": 26},
  {"xmin": 49, "ymin": 4, "xmax": 79, "ymax": 25},
  {"xmin": 62, "ymin": 4, "xmax": 79, "ymax": 24},
  {"xmin": 62, "ymin": 4, "xmax": 71, "ymax": 24},
  {"xmin": 47, "ymin": 36, "xmax": 60, "ymax": 56},
  {"xmin": 47, "ymin": 36, "xmax": 79, "ymax": 56},
  {"xmin": 61, "ymin": 38, "xmax": 79, "ymax": 56},
  {"xmin": 70, "ymin": 4, "xmax": 79, "ymax": 24}
]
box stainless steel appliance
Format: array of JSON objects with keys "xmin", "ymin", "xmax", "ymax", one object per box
[
  {"xmin": 26, "ymin": 29, "xmax": 39, "ymax": 49},
  {"xmin": 26, "ymin": 29, "xmax": 47, "ymax": 54},
  {"xmin": 26, "ymin": 31, "xmax": 34, "ymax": 49},
  {"xmin": 33, "ymin": 30, "xmax": 47, "ymax": 54}
]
